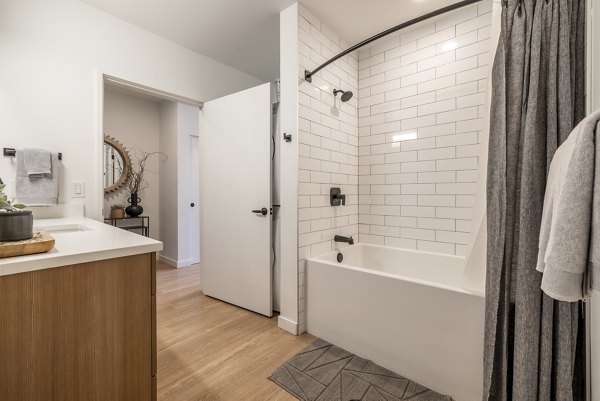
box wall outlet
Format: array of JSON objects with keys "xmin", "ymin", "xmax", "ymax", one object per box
[{"xmin": 71, "ymin": 181, "xmax": 85, "ymax": 198}]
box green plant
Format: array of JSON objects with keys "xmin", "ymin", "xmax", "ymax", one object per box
[
  {"xmin": 0, "ymin": 178, "xmax": 26, "ymax": 212},
  {"xmin": 111, "ymin": 204, "xmax": 126, "ymax": 210}
]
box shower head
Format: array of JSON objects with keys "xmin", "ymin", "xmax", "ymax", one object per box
[{"xmin": 333, "ymin": 89, "xmax": 353, "ymax": 102}]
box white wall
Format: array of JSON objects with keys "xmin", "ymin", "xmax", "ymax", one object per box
[
  {"xmin": 297, "ymin": 5, "xmax": 359, "ymax": 334},
  {"xmin": 158, "ymin": 101, "xmax": 200, "ymax": 267},
  {"xmin": 273, "ymin": 100, "xmax": 282, "ymax": 312},
  {"xmin": 279, "ymin": 3, "xmax": 300, "ymax": 334},
  {"xmin": 103, "ymin": 89, "xmax": 161, "ymax": 239},
  {"xmin": 176, "ymin": 103, "xmax": 199, "ymax": 266},
  {"xmin": 158, "ymin": 102, "xmax": 179, "ymax": 263},
  {"xmin": 0, "ymin": 0, "xmax": 262, "ymax": 219},
  {"xmin": 157, "ymin": 101, "xmax": 198, "ymax": 267},
  {"xmin": 356, "ymin": 1, "xmax": 493, "ymax": 256}
]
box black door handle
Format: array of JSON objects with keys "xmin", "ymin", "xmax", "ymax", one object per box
[
  {"xmin": 252, "ymin": 208, "xmax": 268, "ymax": 216},
  {"xmin": 190, "ymin": 203, "xmax": 195, "ymax": 207}
]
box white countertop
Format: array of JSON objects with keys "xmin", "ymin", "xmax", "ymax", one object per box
[{"xmin": 0, "ymin": 217, "xmax": 163, "ymax": 276}]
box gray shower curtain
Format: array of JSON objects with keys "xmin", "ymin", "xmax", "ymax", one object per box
[{"xmin": 484, "ymin": 1, "xmax": 585, "ymax": 401}]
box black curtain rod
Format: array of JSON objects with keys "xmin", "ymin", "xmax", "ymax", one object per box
[{"xmin": 304, "ymin": 0, "xmax": 484, "ymax": 83}]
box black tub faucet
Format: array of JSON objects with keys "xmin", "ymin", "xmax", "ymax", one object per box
[{"xmin": 334, "ymin": 235, "xmax": 354, "ymax": 245}]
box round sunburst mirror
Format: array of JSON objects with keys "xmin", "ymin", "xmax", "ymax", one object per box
[{"xmin": 103, "ymin": 135, "xmax": 132, "ymax": 194}]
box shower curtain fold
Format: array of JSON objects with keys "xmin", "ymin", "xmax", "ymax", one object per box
[{"xmin": 483, "ymin": 1, "xmax": 586, "ymax": 401}]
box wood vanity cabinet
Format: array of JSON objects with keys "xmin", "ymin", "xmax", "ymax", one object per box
[{"xmin": 0, "ymin": 253, "xmax": 157, "ymax": 401}]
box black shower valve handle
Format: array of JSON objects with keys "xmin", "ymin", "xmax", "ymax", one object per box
[{"xmin": 330, "ymin": 187, "xmax": 346, "ymax": 206}]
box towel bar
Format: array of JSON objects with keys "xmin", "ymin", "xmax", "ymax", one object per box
[{"xmin": 3, "ymin": 148, "xmax": 62, "ymax": 160}]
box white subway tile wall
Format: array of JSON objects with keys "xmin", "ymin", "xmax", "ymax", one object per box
[
  {"xmin": 295, "ymin": 2, "xmax": 492, "ymax": 333},
  {"xmin": 357, "ymin": 2, "xmax": 491, "ymax": 256},
  {"xmin": 297, "ymin": 5, "xmax": 359, "ymax": 333}
]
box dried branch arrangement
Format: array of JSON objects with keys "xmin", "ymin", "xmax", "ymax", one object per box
[{"xmin": 125, "ymin": 151, "xmax": 167, "ymax": 194}]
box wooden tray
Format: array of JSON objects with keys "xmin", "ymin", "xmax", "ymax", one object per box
[{"xmin": 0, "ymin": 231, "xmax": 55, "ymax": 258}]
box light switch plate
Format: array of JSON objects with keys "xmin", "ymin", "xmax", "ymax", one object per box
[{"xmin": 71, "ymin": 181, "xmax": 85, "ymax": 198}]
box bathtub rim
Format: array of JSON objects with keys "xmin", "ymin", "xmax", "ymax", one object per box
[{"xmin": 306, "ymin": 242, "xmax": 485, "ymax": 298}]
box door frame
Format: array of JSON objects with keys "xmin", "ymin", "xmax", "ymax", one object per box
[
  {"xmin": 95, "ymin": 70, "xmax": 204, "ymax": 221},
  {"xmin": 189, "ymin": 133, "xmax": 200, "ymax": 265},
  {"xmin": 95, "ymin": 70, "xmax": 300, "ymax": 335},
  {"xmin": 278, "ymin": 4, "xmax": 300, "ymax": 335}
]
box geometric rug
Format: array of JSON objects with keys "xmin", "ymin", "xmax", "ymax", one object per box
[{"xmin": 269, "ymin": 339, "xmax": 452, "ymax": 401}]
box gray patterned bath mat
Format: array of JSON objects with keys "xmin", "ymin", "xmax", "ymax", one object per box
[{"xmin": 270, "ymin": 339, "xmax": 451, "ymax": 401}]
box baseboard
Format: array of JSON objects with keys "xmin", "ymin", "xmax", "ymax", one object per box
[
  {"xmin": 278, "ymin": 315, "xmax": 298, "ymax": 335},
  {"xmin": 158, "ymin": 254, "xmax": 177, "ymax": 267},
  {"xmin": 177, "ymin": 259, "xmax": 192, "ymax": 268},
  {"xmin": 158, "ymin": 254, "xmax": 192, "ymax": 268}
]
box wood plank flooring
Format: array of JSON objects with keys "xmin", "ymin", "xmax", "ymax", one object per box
[{"xmin": 156, "ymin": 262, "xmax": 315, "ymax": 401}]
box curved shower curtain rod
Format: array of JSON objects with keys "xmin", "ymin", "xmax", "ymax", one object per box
[{"xmin": 304, "ymin": 0, "xmax": 484, "ymax": 83}]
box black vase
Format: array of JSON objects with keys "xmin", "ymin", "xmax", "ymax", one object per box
[{"xmin": 126, "ymin": 193, "xmax": 144, "ymax": 217}]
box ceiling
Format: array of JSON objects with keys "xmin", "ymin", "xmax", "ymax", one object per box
[
  {"xmin": 81, "ymin": 0, "xmax": 454, "ymax": 82},
  {"xmin": 81, "ymin": 0, "xmax": 296, "ymax": 82}
]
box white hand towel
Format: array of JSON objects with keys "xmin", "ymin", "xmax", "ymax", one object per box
[
  {"xmin": 23, "ymin": 148, "xmax": 52, "ymax": 177},
  {"xmin": 15, "ymin": 151, "xmax": 59, "ymax": 206},
  {"xmin": 536, "ymin": 111, "xmax": 600, "ymax": 301}
]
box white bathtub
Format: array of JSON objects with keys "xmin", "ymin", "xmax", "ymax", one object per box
[{"xmin": 306, "ymin": 243, "xmax": 485, "ymax": 401}]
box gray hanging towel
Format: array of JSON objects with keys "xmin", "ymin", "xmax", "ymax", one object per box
[
  {"xmin": 15, "ymin": 150, "xmax": 59, "ymax": 206},
  {"xmin": 22, "ymin": 148, "xmax": 52, "ymax": 177},
  {"xmin": 536, "ymin": 110, "xmax": 600, "ymax": 301}
]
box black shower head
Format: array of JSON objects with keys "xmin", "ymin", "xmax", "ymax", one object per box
[{"xmin": 333, "ymin": 89, "xmax": 353, "ymax": 102}]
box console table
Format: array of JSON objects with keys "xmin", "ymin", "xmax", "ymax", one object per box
[{"xmin": 104, "ymin": 216, "xmax": 150, "ymax": 237}]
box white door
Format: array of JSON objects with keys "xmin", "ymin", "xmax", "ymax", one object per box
[
  {"xmin": 199, "ymin": 83, "xmax": 272, "ymax": 317},
  {"xmin": 189, "ymin": 134, "xmax": 200, "ymax": 265}
]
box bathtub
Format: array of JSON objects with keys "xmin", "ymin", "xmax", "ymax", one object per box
[{"xmin": 306, "ymin": 243, "xmax": 485, "ymax": 401}]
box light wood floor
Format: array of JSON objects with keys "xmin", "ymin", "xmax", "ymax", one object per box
[{"xmin": 156, "ymin": 262, "xmax": 315, "ymax": 401}]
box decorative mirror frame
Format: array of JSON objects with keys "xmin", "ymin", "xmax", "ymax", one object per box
[{"xmin": 104, "ymin": 135, "xmax": 132, "ymax": 194}]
